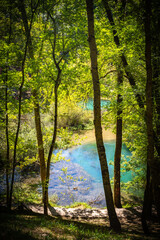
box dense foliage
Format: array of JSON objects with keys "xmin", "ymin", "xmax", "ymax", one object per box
[{"xmin": 0, "ymin": 0, "xmax": 160, "ymax": 234}]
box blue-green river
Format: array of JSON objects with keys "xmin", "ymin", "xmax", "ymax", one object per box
[{"xmin": 49, "ymin": 141, "xmax": 132, "ymax": 207}]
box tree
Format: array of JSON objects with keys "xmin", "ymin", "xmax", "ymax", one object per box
[
  {"xmin": 142, "ymin": 0, "xmax": 160, "ymax": 233},
  {"xmin": 86, "ymin": 0, "xmax": 121, "ymax": 232},
  {"xmin": 18, "ymin": 0, "xmax": 47, "ymax": 213},
  {"xmin": 0, "ymin": 0, "xmax": 33, "ymax": 209},
  {"xmin": 114, "ymin": 68, "xmax": 123, "ymax": 208}
]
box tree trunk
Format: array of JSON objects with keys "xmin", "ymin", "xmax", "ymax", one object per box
[
  {"xmin": 102, "ymin": 0, "xmax": 144, "ymax": 110},
  {"xmin": 8, "ymin": 21, "xmax": 30, "ymax": 208},
  {"xmin": 18, "ymin": 0, "xmax": 47, "ymax": 214},
  {"xmin": 114, "ymin": 70, "xmax": 123, "ymax": 208},
  {"xmin": 44, "ymin": 81, "xmax": 60, "ymax": 215},
  {"xmin": 102, "ymin": 0, "xmax": 160, "ymax": 156},
  {"xmin": 86, "ymin": 0, "xmax": 121, "ymax": 232},
  {"xmin": 152, "ymin": 1, "xmax": 160, "ymax": 219},
  {"xmin": 142, "ymin": 0, "xmax": 155, "ymax": 234},
  {"xmin": 141, "ymin": 164, "xmax": 152, "ymax": 234},
  {"xmin": 43, "ymin": 37, "xmax": 62, "ymax": 214},
  {"xmin": 33, "ymin": 90, "xmax": 47, "ymax": 214},
  {"xmin": 5, "ymin": 65, "xmax": 10, "ymax": 209},
  {"xmin": 4, "ymin": 2, "xmax": 12, "ymax": 209}
]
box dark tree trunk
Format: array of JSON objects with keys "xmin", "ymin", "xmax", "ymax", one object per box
[
  {"xmin": 152, "ymin": 1, "xmax": 160, "ymax": 157},
  {"xmin": 102, "ymin": 0, "xmax": 144, "ymax": 109},
  {"xmin": 102, "ymin": 0, "xmax": 160, "ymax": 156},
  {"xmin": 43, "ymin": 12, "xmax": 63, "ymax": 215},
  {"xmin": 4, "ymin": 1, "xmax": 12, "ymax": 208},
  {"xmin": 44, "ymin": 69, "xmax": 61, "ymax": 215},
  {"xmin": 152, "ymin": 1, "xmax": 160, "ymax": 219},
  {"xmin": 142, "ymin": 0, "xmax": 156, "ymax": 234},
  {"xmin": 114, "ymin": 70, "xmax": 123, "ymax": 208},
  {"xmin": 5, "ymin": 65, "xmax": 10, "ymax": 209},
  {"xmin": 86, "ymin": 0, "xmax": 121, "ymax": 232},
  {"xmin": 8, "ymin": 4, "xmax": 33, "ymax": 209},
  {"xmin": 141, "ymin": 164, "xmax": 152, "ymax": 234}
]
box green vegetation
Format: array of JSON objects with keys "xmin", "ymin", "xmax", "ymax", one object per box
[
  {"xmin": 0, "ymin": 211, "xmax": 149, "ymax": 240},
  {"xmin": 0, "ymin": 0, "xmax": 160, "ymax": 236}
]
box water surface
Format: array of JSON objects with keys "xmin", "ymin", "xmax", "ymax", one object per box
[{"xmin": 49, "ymin": 141, "xmax": 132, "ymax": 207}]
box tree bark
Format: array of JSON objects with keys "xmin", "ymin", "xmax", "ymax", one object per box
[
  {"xmin": 86, "ymin": 0, "xmax": 121, "ymax": 232},
  {"xmin": 152, "ymin": 1, "xmax": 160, "ymax": 220},
  {"xmin": 5, "ymin": 61, "xmax": 10, "ymax": 209},
  {"xmin": 142, "ymin": 0, "xmax": 156, "ymax": 234},
  {"xmin": 3, "ymin": 0, "xmax": 13, "ymax": 209},
  {"xmin": 114, "ymin": 70, "xmax": 123, "ymax": 208},
  {"xmin": 9, "ymin": 36, "xmax": 28, "ymax": 209},
  {"xmin": 102, "ymin": 0, "xmax": 160, "ymax": 156},
  {"xmin": 18, "ymin": 0, "xmax": 47, "ymax": 214},
  {"xmin": 44, "ymin": 79, "xmax": 60, "ymax": 215},
  {"xmin": 43, "ymin": 12, "xmax": 62, "ymax": 214},
  {"xmin": 33, "ymin": 90, "xmax": 47, "ymax": 214}
]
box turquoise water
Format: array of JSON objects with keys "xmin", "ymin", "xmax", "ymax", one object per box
[
  {"xmin": 63, "ymin": 141, "xmax": 132, "ymax": 183},
  {"xmin": 79, "ymin": 99, "xmax": 110, "ymax": 110},
  {"xmin": 49, "ymin": 141, "xmax": 132, "ymax": 207}
]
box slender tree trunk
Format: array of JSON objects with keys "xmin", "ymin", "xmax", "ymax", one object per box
[
  {"xmin": 18, "ymin": 0, "xmax": 47, "ymax": 214},
  {"xmin": 142, "ymin": 0, "xmax": 156, "ymax": 234},
  {"xmin": 86, "ymin": 0, "xmax": 121, "ymax": 232},
  {"xmin": 114, "ymin": 70, "xmax": 123, "ymax": 208},
  {"xmin": 5, "ymin": 67, "xmax": 10, "ymax": 208},
  {"xmin": 44, "ymin": 80, "xmax": 60, "ymax": 215},
  {"xmin": 4, "ymin": 2, "xmax": 12, "ymax": 209},
  {"xmin": 8, "ymin": 19, "xmax": 30, "ymax": 209},
  {"xmin": 102, "ymin": 0, "xmax": 160, "ymax": 156},
  {"xmin": 33, "ymin": 90, "xmax": 47, "ymax": 214},
  {"xmin": 102, "ymin": 0, "xmax": 144, "ymax": 109},
  {"xmin": 43, "ymin": 12, "xmax": 63, "ymax": 214}
]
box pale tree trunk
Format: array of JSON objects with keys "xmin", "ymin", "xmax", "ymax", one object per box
[
  {"xmin": 86, "ymin": 0, "xmax": 121, "ymax": 232},
  {"xmin": 114, "ymin": 70, "xmax": 123, "ymax": 208},
  {"xmin": 32, "ymin": 90, "xmax": 47, "ymax": 214}
]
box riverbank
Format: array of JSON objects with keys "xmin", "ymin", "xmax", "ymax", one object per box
[{"xmin": 78, "ymin": 127, "xmax": 116, "ymax": 144}]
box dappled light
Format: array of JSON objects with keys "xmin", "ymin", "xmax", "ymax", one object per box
[{"xmin": 0, "ymin": 0, "xmax": 160, "ymax": 238}]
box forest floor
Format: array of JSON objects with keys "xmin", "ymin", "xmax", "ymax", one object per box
[
  {"xmin": 0, "ymin": 204, "xmax": 160, "ymax": 240},
  {"xmin": 30, "ymin": 204, "xmax": 160, "ymax": 238},
  {"xmin": 1, "ymin": 128, "xmax": 160, "ymax": 239}
]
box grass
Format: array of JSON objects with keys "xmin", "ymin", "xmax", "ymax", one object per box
[
  {"xmin": 0, "ymin": 208, "xmax": 157, "ymax": 240},
  {"xmin": 0, "ymin": 210, "xmax": 126, "ymax": 240}
]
